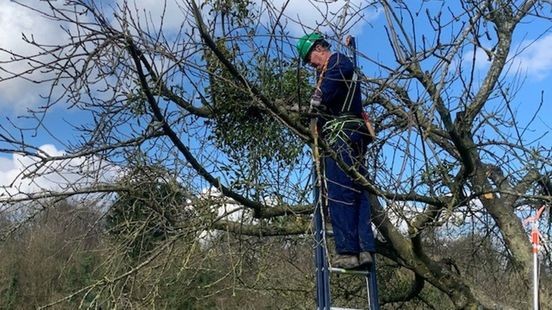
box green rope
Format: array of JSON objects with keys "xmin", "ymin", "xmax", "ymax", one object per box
[{"xmin": 322, "ymin": 116, "xmax": 365, "ymax": 146}]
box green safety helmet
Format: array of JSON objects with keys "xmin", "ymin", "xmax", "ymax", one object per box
[{"xmin": 296, "ymin": 33, "xmax": 324, "ymax": 63}]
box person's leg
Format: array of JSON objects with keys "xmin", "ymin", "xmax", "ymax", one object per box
[
  {"xmin": 358, "ymin": 190, "xmax": 375, "ymax": 253},
  {"xmin": 349, "ymin": 128, "xmax": 376, "ymax": 267},
  {"xmin": 324, "ymin": 126, "xmax": 376, "ymax": 269},
  {"xmin": 324, "ymin": 154, "xmax": 360, "ymax": 255}
]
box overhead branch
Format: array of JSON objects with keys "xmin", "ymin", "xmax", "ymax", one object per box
[
  {"xmin": 407, "ymin": 64, "xmax": 476, "ymax": 176},
  {"xmin": 136, "ymin": 49, "xmax": 213, "ymax": 118},
  {"xmin": 0, "ymin": 184, "xmax": 126, "ymax": 205},
  {"xmin": 211, "ymin": 218, "xmax": 310, "ymax": 236},
  {"xmin": 464, "ymin": 0, "xmax": 537, "ymax": 126},
  {"xmin": 126, "ymin": 37, "xmax": 273, "ymax": 217},
  {"xmin": 188, "ymin": 0, "xmax": 311, "ymax": 141}
]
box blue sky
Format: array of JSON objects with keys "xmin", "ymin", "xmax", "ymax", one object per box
[{"xmin": 1, "ymin": 0, "xmax": 551, "ymax": 195}]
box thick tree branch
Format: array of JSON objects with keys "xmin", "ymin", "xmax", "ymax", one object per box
[
  {"xmin": 464, "ymin": 1, "xmax": 537, "ymax": 126},
  {"xmin": 126, "ymin": 38, "xmax": 270, "ymax": 215},
  {"xmin": 211, "ymin": 218, "xmax": 309, "ymax": 236}
]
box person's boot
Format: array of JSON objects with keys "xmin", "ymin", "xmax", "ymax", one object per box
[
  {"xmin": 358, "ymin": 252, "xmax": 373, "ymax": 269},
  {"xmin": 333, "ymin": 254, "xmax": 360, "ymax": 269}
]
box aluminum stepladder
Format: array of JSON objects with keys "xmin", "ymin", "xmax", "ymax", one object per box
[{"xmin": 313, "ymin": 184, "xmax": 380, "ymax": 310}]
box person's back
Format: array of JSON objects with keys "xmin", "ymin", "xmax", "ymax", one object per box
[{"xmin": 318, "ymin": 52, "xmax": 363, "ymax": 118}]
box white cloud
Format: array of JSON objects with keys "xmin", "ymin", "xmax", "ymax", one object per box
[
  {"xmin": 461, "ymin": 47, "xmax": 493, "ymax": 70},
  {"xmin": 458, "ymin": 34, "xmax": 552, "ymax": 80},
  {"xmin": 509, "ymin": 34, "xmax": 552, "ymax": 80},
  {"xmin": 117, "ymin": 0, "xmax": 190, "ymax": 31},
  {"xmin": 0, "ymin": 157, "xmax": 14, "ymax": 173},
  {"xmin": 118, "ymin": 0, "xmax": 378, "ymax": 37},
  {"xmin": 116, "ymin": 0, "xmax": 378, "ymax": 49},
  {"xmin": 0, "ymin": 1, "xmax": 69, "ymax": 112},
  {"xmin": 0, "ymin": 144, "xmax": 120, "ymax": 202},
  {"xmin": 256, "ymin": 0, "xmax": 379, "ymax": 38},
  {"xmin": 0, "ymin": 0, "xmax": 378, "ymax": 112}
]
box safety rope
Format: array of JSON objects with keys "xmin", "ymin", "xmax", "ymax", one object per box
[
  {"xmin": 311, "ymin": 56, "xmax": 333, "ymax": 269},
  {"xmin": 310, "ymin": 116, "xmax": 333, "ymax": 270},
  {"xmin": 312, "ymin": 55, "xmax": 330, "ymax": 102},
  {"xmin": 342, "ymin": 61, "xmax": 358, "ymax": 113}
]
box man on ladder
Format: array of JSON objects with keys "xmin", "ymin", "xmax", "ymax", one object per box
[
  {"xmin": 297, "ymin": 32, "xmax": 376, "ymax": 269},
  {"xmin": 297, "ymin": 32, "xmax": 379, "ymax": 309}
]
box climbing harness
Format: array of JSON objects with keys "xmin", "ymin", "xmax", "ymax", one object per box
[
  {"xmin": 322, "ymin": 116, "xmax": 366, "ymax": 146},
  {"xmin": 315, "ymin": 44, "xmax": 375, "ymax": 147}
]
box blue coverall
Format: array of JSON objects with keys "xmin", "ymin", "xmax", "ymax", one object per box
[{"xmin": 318, "ymin": 53, "xmax": 375, "ymax": 255}]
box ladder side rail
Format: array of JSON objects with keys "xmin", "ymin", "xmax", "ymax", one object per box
[{"xmin": 345, "ymin": 35, "xmax": 381, "ymax": 310}]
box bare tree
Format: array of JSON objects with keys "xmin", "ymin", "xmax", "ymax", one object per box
[{"xmin": 1, "ymin": 0, "xmax": 551, "ymax": 308}]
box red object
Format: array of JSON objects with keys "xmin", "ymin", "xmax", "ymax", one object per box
[
  {"xmin": 531, "ymin": 229, "xmax": 540, "ymax": 253},
  {"xmin": 524, "ymin": 206, "xmax": 546, "ymax": 254}
]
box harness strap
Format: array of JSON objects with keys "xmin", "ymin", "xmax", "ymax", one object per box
[{"xmin": 342, "ymin": 70, "xmax": 358, "ymax": 113}]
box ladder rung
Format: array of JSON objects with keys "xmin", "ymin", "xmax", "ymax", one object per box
[
  {"xmin": 329, "ymin": 267, "xmax": 370, "ymax": 275},
  {"xmin": 330, "ymin": 307, "xmax": 363, "ymax": 310}
]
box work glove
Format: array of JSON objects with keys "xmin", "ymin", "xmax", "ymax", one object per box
[{"xmin": 309, "ymin": 89, "xmax": 322, "ymax": 111}]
